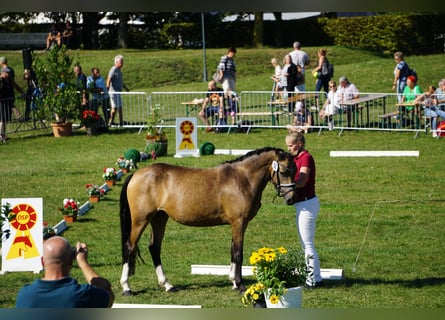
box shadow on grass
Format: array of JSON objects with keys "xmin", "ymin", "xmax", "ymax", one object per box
[
  {"xmin": 342, "ymin": 276, "xmax": 445, "ymax": 288},
  {"xmin": 124, "ymin": 278, "xmax": 239, "ymax": 296}
]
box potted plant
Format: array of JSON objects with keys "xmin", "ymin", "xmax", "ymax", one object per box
[
  {"xmin": 43, "ymin": 221, "xmax": 56, "ymax": 240},
  {"xmin": 59, "ymin": 198, "xmax": 80, "ymax": 223},
  {"xmin": 116, "ymin": 157, "xmax": 135, "ymax": 174},
  {"xmin": 146, "ymin": 104, "xmax": 168, "ymax": 156},
  {"xmin": 103, "ymin": 167, "xmax": 118, "ymax": 187},
  {"xmin": 1, "ymin": 202, "xmax": 13, "ymax": 241},
  {"xmin": 243, "ymin": 246, "xmax": 310, "ymax": 308},
  {"xmin": 85, "ymin": 184, "xmax": 104, "ymax": 202},
  {"xmin": 32, "ymin": 46, "xmax": 82, "ymax": 136},
  {"xmin": 241, "ymin": 282, "xmax": 267, "ymax": 308},
  {"xmin": 80, "ymin": 109, "xmax": 100, "ymax": 136}
]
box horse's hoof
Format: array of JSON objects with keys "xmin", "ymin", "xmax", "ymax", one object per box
[
  {"xmin": 166, "ymin": 286, "xmax": 178, "ymax": 293},
  {"xmin": 122, "ymin": 290, "xmax": 132, "ymax": 296}
]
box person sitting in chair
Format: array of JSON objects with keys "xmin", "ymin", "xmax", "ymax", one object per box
[
  {"xmin": 46, "ymin": 24, "xmax": 61, "ymax": 50},
  {"xmin": 199, "ymin": 80, "xmax": 224, "ymax": 132},
  {"xmin": 61, "ymin": 21, "xmax": 74, "ymax": 48}
]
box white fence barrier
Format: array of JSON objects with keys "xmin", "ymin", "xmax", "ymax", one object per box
[{"xmin": 5, "ymin": 91, "xmax": 441, "ymax": 136}]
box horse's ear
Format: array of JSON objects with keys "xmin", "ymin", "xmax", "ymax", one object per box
[{"xmin": 277, "ymin": 150, "xmax": 288, "ymax": 161}]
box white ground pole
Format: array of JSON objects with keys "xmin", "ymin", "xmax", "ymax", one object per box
[
  {"xmin": 191, "ymin": 265, "xmax": 344, "ymax": 281},
  {"xmin": 330, "ymin": 150, "xmax": 419, "ymax": 157}
]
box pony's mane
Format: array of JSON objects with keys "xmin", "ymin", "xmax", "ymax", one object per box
[{"xmin": 224, "ymin": 147, "xmax": 285, "ymax": 164}]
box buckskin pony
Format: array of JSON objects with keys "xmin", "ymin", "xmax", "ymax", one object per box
[{"xmin": 119, "ymin": 147, "xmax": 297, "ymax": 295}]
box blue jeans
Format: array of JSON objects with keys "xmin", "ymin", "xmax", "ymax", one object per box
[
  {"xmin": 424, "ymin": 106, "xmax": 445, "ymax": 130},
  {"xmin": 397, "ymin": 79, "xmax": 407, "ymax": 103}
]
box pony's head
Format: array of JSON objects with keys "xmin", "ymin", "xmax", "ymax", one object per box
[{"xmin": 270, "ymin": 149, "xmax": 297, "ymax": 205}]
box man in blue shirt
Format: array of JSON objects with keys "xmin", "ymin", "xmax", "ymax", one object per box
[
  {"xmin": 16, "ymin": 236, "xmax": 114, "ymax": 308},
  {"xmin": 87, "ymin": 67, "xmax": 110, "ymax": 125}
]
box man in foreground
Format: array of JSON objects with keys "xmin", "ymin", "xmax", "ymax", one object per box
[{"xmin": 16, "ymin": 236, "xmax": 114, "ymax": 308}]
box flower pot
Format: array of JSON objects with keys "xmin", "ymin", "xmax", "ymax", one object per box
[
  {"xmin": 51, "ymin": 122, "xmax": 73, "ymax": 137},
  {"xmin": 146, "ymin": 138, "xmax": 168, "ymax": 157},
  {"xmin": 106, "ymin": 179, "xmax": 116, "ymax": 187},
  {"xmin": 265, "ymin": 286, "xmax": 303, "ymax": 308},
  {"xmin": 85, "ymin": 123, "xmax": 98, "ymax": 136},
  {"xmin": 89, "ymin": 195, "xmax": 100, "ymax": 203},
  {"xmin": 63, "ymin": 214, "xmax": 77, "ymax": 223},
  {"xmin": 253, "ymin": 300, "xmax": 267, "ymax": 308}
]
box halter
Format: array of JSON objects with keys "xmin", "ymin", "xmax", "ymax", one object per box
[{"xmin": 271, "ymin": 160, "xmax": 296, "ymax": 198}]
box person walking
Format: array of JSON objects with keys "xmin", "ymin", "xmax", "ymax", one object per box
[
  {"xmin": 285, "ymin": 131, "xmax": 323, "ymax": 288},
  {"xmin": 289, "ymin": 41, "xmax": 310, "ymax": 91},
  {"xmin": 392, "ymin": 51, "xmax": 411, "ymax": 103},
  {"xmin": 216, "ymin": 47, "xmax": 237, "ymax": 94},
  {"xmin": 107, "ymin": 54, "xmax": 129, "ymax": 127},
  {"xmin": 16, "ymin": 236, "xmax": 114, "ymax": 308}
]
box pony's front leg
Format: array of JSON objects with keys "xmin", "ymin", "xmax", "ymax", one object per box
[
  {"xmin": 230, "ymin": 234, "xmax": 246, "ymax": 293},
  {"xmin": 155, "ymin": 265, "xmax": 176, "ymax": 292}
]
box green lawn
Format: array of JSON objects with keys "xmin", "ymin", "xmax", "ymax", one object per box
[
  {"xmin": 0, "ymin": 128, "xmax": 443, "ymax": 308},
  {"xmin": 0, "ymin": 47, "xmax": 444, "ymax": 308}
]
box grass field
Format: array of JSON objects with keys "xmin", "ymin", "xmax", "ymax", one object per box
[
  {"xmin": 0, "ymin": 127, "xmax": 444, "ymax": 308},
  {"xmin": 0, "ymin": 47, "xmax": 444, "ymax": 308}
]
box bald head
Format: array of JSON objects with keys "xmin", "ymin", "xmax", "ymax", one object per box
[{"xmin": 43, "ymin": 236, "xmax": 72, "ymax": 267}]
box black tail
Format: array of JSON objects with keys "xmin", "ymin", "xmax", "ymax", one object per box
[{"xmin": 120, "ymin": 173, "xmax": 139, "ymax": 275}]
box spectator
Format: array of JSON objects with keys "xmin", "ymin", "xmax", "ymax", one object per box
[
  {"xmin": 414, "ymin": 85, "xmax": 445, "ymax": 137},
  {"xmin": 23, "ymin": 68, "xmax": 38, "ymax": 121},
  {"xmin": 435, "ymin": 79, "xmax": 445, "ymax": 110},
  {"xmin": 311, "ymin": 48, "xmax": 331, "ymax": 96},
  {"xmin": 399, "ymin": 75, "xmax": 422, "ymax": 128},
  {"xmin": 401, "ymin": 75, "xmax": 422, "ymax": 107},
  {"xmin": 319, "ymin": 80, "xmax": 341, "ymax": 130},
  {"xmin": 106, "ymin": 54, "xmax": 129, "ymax": 127},
  {"xmin": 285, "ymin": 131, "xmax": 322, "ymax": 288},
  {"xmin": 87, "ymin": 67, "xmax": 109, "ymax": 125},
  {"xmin": 0, "ymin": 56, "xmax": 25, "ymax": 121},
  {"xmin": 16, "ymin": 236, "xmax": 114, "ymax": 308},
  {"xmin": 74, "ymin": 64, "xmax": 88, "ymax": 109},
  {"xmin": 0, "ymin": 67, "xmax": 15, "ymax": 142},
  {"xmin": 217, "ymin": 47, "xmax": 237, "ymax": 93},
  {"xmin": 199, "ymin": 80, "xmax": 224, "ymax": 132},
  {"xmin": 392, "ymin": 51, "xmax": 411, "ymax": 103},
  {"xmin": 287, "ymin": 101, "xmax": 312, "ymax": 134},
  {"xmin": 289, "ymin": 41, "xmax": 310, "ymax": 91},
  {"xmin": 61, "ymin": 21, "xmax": 74, "ymax": 48},
  {"xmin": 337, "ymin": 76, "xmax": 360, "ymax": 127},
  {"xmin": 46, "ymin": 24, "xmax": 61, "ymax": 50},
  {"xmin": 225, "ymin": 90, "xmax": 238, "ymax": 126},
  {"xmin": 270, "ymin": 57, "xmax": 283, "ymax": 100},
  {"xmin": 282, "ymin": 54, "xmax": 298, "ymax": 113}
]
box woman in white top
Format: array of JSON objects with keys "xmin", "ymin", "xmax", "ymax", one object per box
[
  {"xmin": 270, "ymin": 57, "xmax": 283, "ymax": 100},
  {"xmin": 319, "ymin": 80, "xmax": 341, "ymax": 130}
]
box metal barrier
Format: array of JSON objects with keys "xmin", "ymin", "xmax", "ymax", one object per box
[
  {"xmin": 5, "ymin": 91, "xmax": 438, "ymax": 137},
  {"xmin": 106, "ymin": 91, "xmax": 149, "ymax": 128}
]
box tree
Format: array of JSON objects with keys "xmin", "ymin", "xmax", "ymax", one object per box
[
  {"xmin": 253, "ymin": 13, "xmax": 263, "ymax": 48},
  {"xmin": 117, "ymin": 12, "xmax": 129, "ymax": 48}
]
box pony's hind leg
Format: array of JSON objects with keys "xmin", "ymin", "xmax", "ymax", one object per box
[
  {"xmin": 120, "ymin": 262, "xmax": 132, "ymax": 295},
  {"xmin": 149, "ymin": 211, "xmax": 176, "ymax": 292}
]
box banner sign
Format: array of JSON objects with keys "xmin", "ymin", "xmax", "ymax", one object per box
[
  {"xmin": 1, "ymin": 198, "xmax": 43, "ymax": 274},
  {"xmin": 174, "ymin": 117, "xmax": 200, "ymax": 158}
]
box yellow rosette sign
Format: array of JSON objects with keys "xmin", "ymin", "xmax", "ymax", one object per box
[{"xmin": 1, "ymin": 198, "xmax": 43, "ymax": 274}]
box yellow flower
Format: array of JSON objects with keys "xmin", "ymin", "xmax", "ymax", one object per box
[
  {"xmin": 277, "ymin": 246, "xmax": 288, "ymax": 254},
  {"xmin": 265, "ymin": 252, "xmax": 276, "ymax": 262},
  {"xmin": 269, "ymin": 295, "xmax": 279, "ymax": 304}
]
